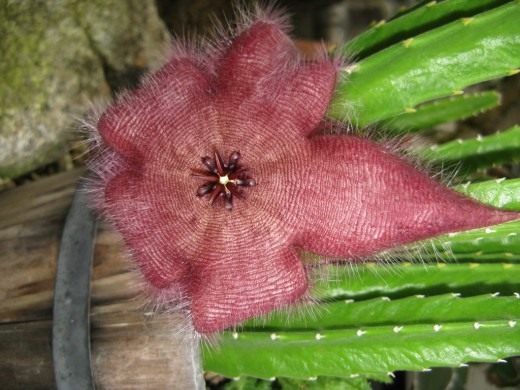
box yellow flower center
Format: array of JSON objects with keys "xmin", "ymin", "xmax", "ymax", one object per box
[{"xmin": 219, "ymin": 174, "xmax": 230, "ymax": 186}]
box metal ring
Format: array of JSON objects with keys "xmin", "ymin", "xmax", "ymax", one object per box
[{"xmin": 53, "ymin": 189, "xmax": 97, "ymax": 390}]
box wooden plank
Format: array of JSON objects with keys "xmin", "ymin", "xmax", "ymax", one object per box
[
  {"xmin": 0, "ymin": 170, "xmax": 138, "ymax": 324},
  {"xmin": 0, "ymin": 320, "xmax": 55, "ymax": 389},
  {"xmin": 0, "ymin": 308, "xmax": 202, "ymax": 390},
  {"xmin": 0, "ymin": 170, "xmax": 204, "ymax": 389}
]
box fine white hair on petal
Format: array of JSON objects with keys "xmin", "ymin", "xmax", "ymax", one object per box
[{"xmin": 76, "ymin": 99, "xmax": 124, "ymax": 211}]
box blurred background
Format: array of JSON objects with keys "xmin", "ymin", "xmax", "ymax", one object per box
[{"xmin": 1, "ymin": 1, "xmax": 519, "ymax": 389}]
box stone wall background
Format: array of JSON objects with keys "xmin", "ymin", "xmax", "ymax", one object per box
[
  {"xmin": 0, "ymin": 0, "xmax": 169, "ymax": 180},
  {"xmin": 1, "ymin": 0, "xmax": 518, "ymax": 187}
]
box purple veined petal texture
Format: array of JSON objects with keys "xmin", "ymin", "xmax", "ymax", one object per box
[
  {"xmin": 97, "ymin": 56, "xmax": 211, "ymax": 161},
  {"xmin": 269, "ymin": 61, "xmax": 338, "ymax": 137},
  {"xmin": 104, "ymin": 166, "xmax": 192, "ymax": 288},
  {"xmin": 189, "ymin": 244, "xmax": 307, "ymax": 334},
  {"xmin": 290, "ymin": 135, "xmax": 519, "ymax": 259},
  {"xmin": 215, "ymin": 19, "xmax": 298, "ymax": 100}
]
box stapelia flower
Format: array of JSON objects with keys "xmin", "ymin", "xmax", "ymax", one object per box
[{"xmin": 90, "ymin": 9, "xmax": 518, "ymax": 334}]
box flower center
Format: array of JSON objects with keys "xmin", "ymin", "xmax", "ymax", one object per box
[
  {"xmin": 219, "ymin": 174, "xmax": 230, "ymax": 186},
  {"xmin": 192, "ymin": 150, "xmax": 256, "ymax": 210}
]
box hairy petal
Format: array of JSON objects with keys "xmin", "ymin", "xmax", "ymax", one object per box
[
  {"xmin": 272, "ymin": 61, "xmax": 338, "ymax": 137},
  {"xmin": 292, "ymin": 136, "xmax": 519, "ymax": 259},
  {"xmin": 213, "ymin": 18, "xmax": 337, "ymax": 148},
  {"xmin": 215, "ymin": 20, "xmax": 297, "ymax": 100},
  {"xmin": 171, "ymin": 189, "xmax": 305, "ymax": 332},
  {"xmin": 104, "ymin": 166, "xmax": 194, "ymax": 289},
  {"xmin": 97, "ymin": 56, "xmax": 211, "ymax": 160},
  {"xmin": 213, "ymin": 95, "xmax": 309, "ymax": 167},
  {"xmin": 189, "ymin": 245, "xmax": 307, "ymax": 333}
]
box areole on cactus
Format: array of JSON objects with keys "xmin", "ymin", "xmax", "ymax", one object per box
[{"xmin": 87, "ymin": 6, "xmax": 519, "ymax": 335}]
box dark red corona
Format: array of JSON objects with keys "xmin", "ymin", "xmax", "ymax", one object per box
[{"xmin": 192, "ymin": 151, "xmax": 256, "ymax": 210}]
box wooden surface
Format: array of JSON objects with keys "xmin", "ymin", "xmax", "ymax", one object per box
[{"xmin": 0, "ymin": 170, "xmax": 203, "ymax": 389}]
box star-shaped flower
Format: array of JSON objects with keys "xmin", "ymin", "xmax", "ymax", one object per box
[{"xmin": 90, "ymin": 9, "xmax": 518, "ymax": 334}]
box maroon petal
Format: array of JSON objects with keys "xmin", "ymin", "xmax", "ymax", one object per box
[
  {"xmin": 290, "ymin": 136, "xmax": 519, "ymax": 259},
  {"xmin": 267, "ymin": 61, "xmax": 337, "ymax": 136},
  {"xmin": 215, "ymin": 20, "xmax": 297, "ymax": 100},
  {"xmin": 172, "ymin": 193, "xmax": 306, "ymax": 333},
  {"xmin": 104, "ymin": 167, "xmax": 193, "ymax": 288},
  {"xmin": 189, "ymin": 246, "xmax": 307, "ymax": 333},
  {"xmin": 212, "ymin": 18, "xmax": 337, "ymax": 156},
  {"xmin": 97, "ymin": 56, "xmax": 210, "ymax": 160}
]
